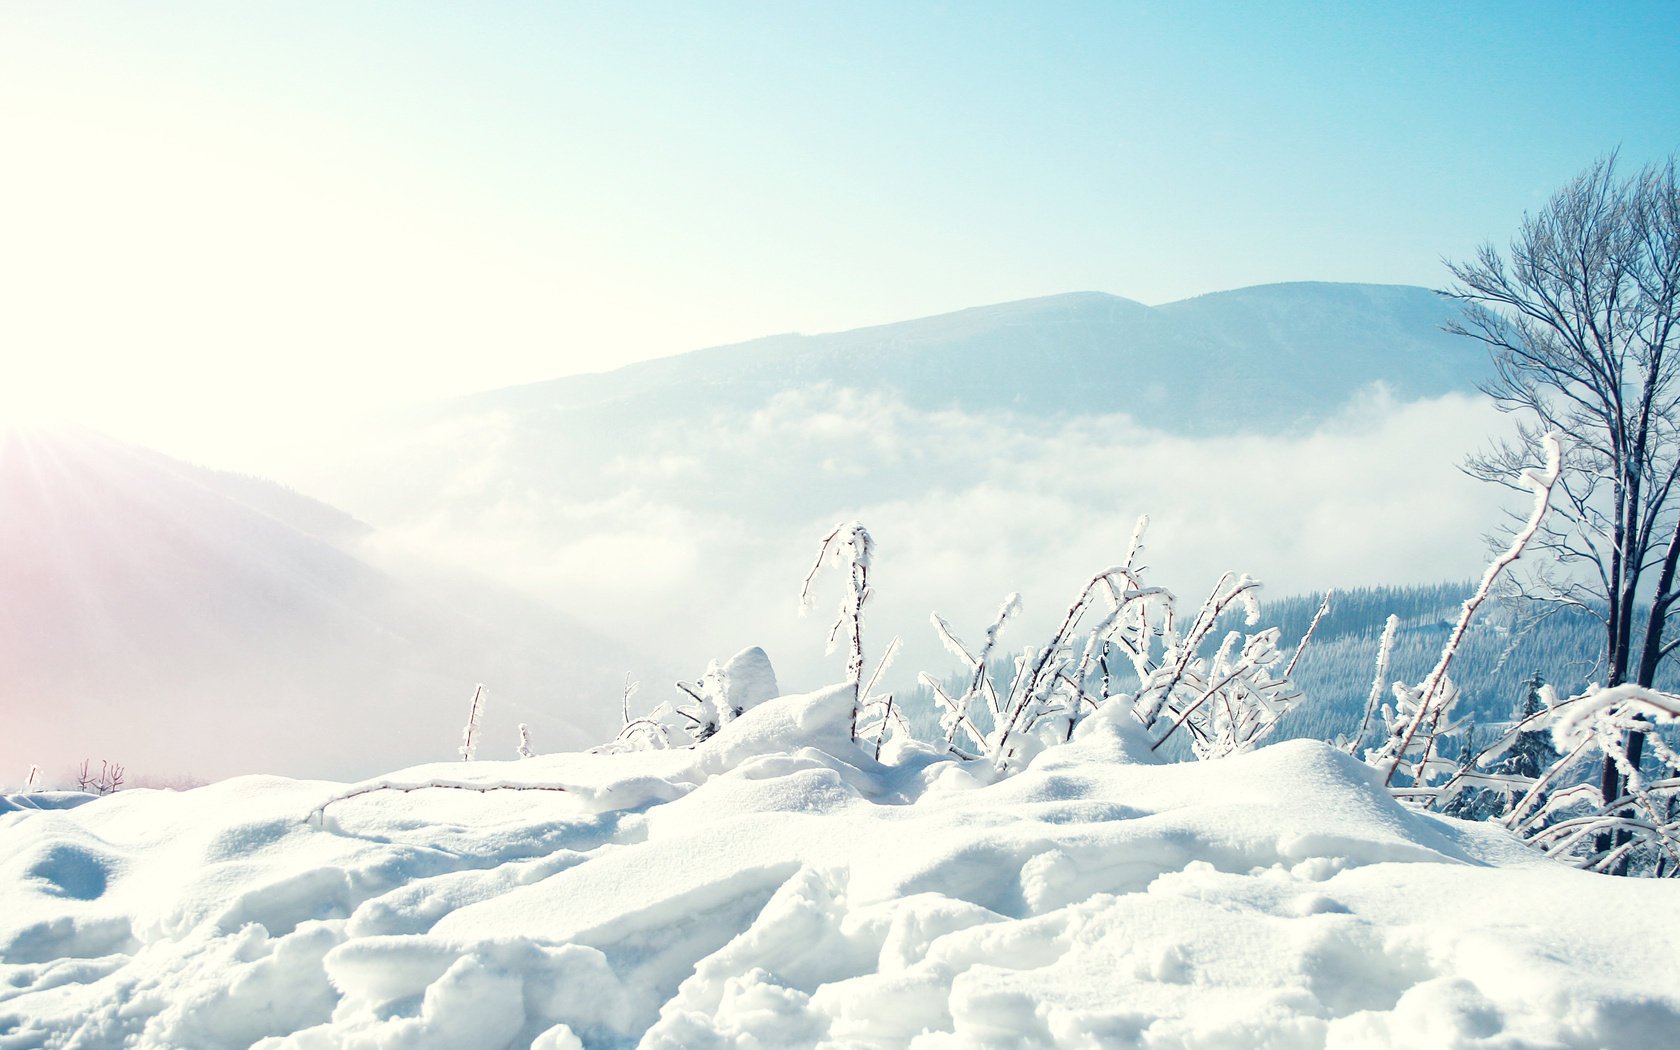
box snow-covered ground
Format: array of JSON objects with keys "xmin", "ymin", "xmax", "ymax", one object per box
[{"xmin": 3, "ymin": 684, "xmax": 1676, "ymax": 1049}]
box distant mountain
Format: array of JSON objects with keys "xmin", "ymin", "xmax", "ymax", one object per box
[
  {"xmin": 448, "ymin": 282, "xmax": 1484, "ymax": 432},
  {"xmin": 279, "ymin": 282, "xmax": 1507, "ymax": 705},
  {"xmin": 331, "ymin": 281, "xmax": 1489, "ymax": 527},
  {"xmin": 0, "ymin": 427, "xmax": 647, "ymax": 783}
]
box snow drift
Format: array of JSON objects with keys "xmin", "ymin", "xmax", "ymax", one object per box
[{"xmin": 3, "ymin": 683, "xmax": 1676, "ymax": 1049}]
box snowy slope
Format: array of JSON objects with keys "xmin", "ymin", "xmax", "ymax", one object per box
[
  {"xmin": 0, "ymin": 427, "xmax": 650, "ymax": 784},
  {"xmin": 2, "ymin": 685, "xmax": 1673, "ymax": 1049}
]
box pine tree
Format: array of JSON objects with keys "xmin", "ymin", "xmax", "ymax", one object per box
[
  {"xmin": 1442, "ymin": 721, "xmax": 1494, "ymax": 820},
  {"xmin": 1497, "ymin": 671, "xmax": 1559, "ymax": 781}
]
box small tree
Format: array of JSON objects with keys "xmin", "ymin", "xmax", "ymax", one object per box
[
  {"xmin": 1442, "ymin": 722, "xmax": 1498, "ymax": 820},
  {"xmin": 459, "ymin": 684, "xmax": 487, "ymax": 761},
  {"xmin": 76, "ymin": 759, "xmax": 124, "ymax": 796},
  {"xmin": 1495, "ymin": 671, "xmax": 1561, "ymax": 783},
  {"xmin": 1449, "ymin": 153, "xmax": 1680, "ymax": 838},
  {"xmin": 801, "ymin": 521, "xmax": 902, "ymax": 747}
]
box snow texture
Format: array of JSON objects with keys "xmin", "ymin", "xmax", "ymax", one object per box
[{"xmin": 3, "ymin": 684, "xmax": 1676, "ymax": 1049}]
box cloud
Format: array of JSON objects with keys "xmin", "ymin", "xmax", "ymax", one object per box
[{"xmin": 340, "ymin": 385, "xmax": 1515, "ymax": 698}]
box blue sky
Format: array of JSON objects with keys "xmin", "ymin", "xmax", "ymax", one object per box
[{"xmin": 1, "ymin": 2, "xmax": 1676, "ymax": 452}]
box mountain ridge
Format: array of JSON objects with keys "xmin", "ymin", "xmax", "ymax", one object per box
[{"xmin": 440, "ymin": 281, "xmax": 1484, "ymax": 433}]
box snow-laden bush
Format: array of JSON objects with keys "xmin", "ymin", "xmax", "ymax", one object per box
[
  {"xmin": 592, "ymin": 515, "xmax": 1309, "ymax": 777},
  {"xmin": 332, "ymin": 434, "xmax": 1676, "ymax": 879},
  {"xmin": 599, "ymin": 647, "xmax": 782, "ymax": 753},
  {"xmin": 919, "ymin": 516, "xmax": 1308, "ymax": 772}
]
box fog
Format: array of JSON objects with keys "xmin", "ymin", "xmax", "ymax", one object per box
[{"xmin": 307, "ymin": 385, "xmax": 1513, "ymax": 704}]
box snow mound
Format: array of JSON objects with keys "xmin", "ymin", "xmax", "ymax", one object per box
[{"xmin": 2, "ymin": 687, "xmax": 1675, "ymax": 1048}]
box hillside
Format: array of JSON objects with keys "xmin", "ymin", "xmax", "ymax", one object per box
[
  {"xmin": 1263, "ymin": 585, "xmax": 1612, "ymax": 746},
  {"xmin": 0, "ymin": 427, "xmax": 651, "ymax": 783},
  {"xmin": 449, "ymin": 282, "xmax": 1482, "ymax": 432}
]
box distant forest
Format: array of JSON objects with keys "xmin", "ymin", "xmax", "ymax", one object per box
[{"xmin": 1262, "ymin": 584, "xmax": 1614, "ymax": 745}]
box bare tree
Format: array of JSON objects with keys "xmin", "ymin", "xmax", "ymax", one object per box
[
  {"xmin": 1448, "ymin": 154, "xmax": 1680, "ymax": 844},
  {"xmin": 76, "ymin": 759, "xmax": 125, "ymax": 796}
]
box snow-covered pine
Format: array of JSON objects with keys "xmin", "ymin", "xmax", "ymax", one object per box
[
  {"xmin": 458, "ymin": 684, "xmax": 487, "ymax": 762},
  {"xmin": 1440, "ymin": 722, "xmax": 1500, "ymax": 820},
  {"xmin": 1427, "ymin": 680, "xmax": 1569, "ymax": 818},
  {"xmin": 1427, "ymin": 672, "xmax": 1562, "ymax": 818}
]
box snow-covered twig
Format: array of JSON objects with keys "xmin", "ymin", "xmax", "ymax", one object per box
[
  {"xmin": 308, "ymin": 777, "xmax": 574, "ymax": 824},
  {"xmin": 1346, "ymin": 615, "xmax": 1398, "ymax": 758},
  {"xmin": 920, "ymin": 517, "xmax": 1303, "ymax": 770},
  {"xmin": 1285, "ymin": 590, "xmax": 1332, "ymax": 679},
  {"xmin": 801, "ymin": 521, "xmax": 875, "ymax": 737},
  {"xmin": 459, "ymin": 684, "xmax": 488, "ymax": 761},
  {"xmin": 1376, "ymin": 432, "xmax": 1561, "ymax": 790},
  {"xmin": 1488, "ymin": 684, "xmax": 1680, "ymax": 874}
]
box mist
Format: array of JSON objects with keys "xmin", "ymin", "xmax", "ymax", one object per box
[{"xmin": 298, "ymin": 384, "xmax": 1512, "ymax": 706}]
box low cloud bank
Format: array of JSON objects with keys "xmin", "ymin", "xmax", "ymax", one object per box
[{"xmin": 329, "ymin": 385, "xmax": 1511, "ymax": 703}]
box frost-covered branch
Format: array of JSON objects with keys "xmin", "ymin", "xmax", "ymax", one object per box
[
  {"xmin": 1344, "ymin": 615, "xmax": 1399, "ymax": 758},
  {"xmin": 1473, "ymin": 683, "xmax": 1680, "ymax": 875},
  {"xmin": 1374, "ymin": 432, "xmax": 1562, "ymax": 790},
  {"xmin": 1285, "ymin": 590, "xmax": 1333, "ymax": 679},
  {"xmin": 801, "ymin": 521, "xmax": 876, "ymax": 736},
  {"xmin": 920, "ymin": 517, "xmax": 1304, "ymax": 771},
  {"xmin": 459, "ymin": 684, "xmax": 488, "ymax": 761},
  {"xmin": 308, "ymin": 777, "xmax": 575, "ymax": 824}
]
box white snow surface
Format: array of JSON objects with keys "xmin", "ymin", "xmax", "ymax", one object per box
[{"xmin": 2, "ymin": 685, "xmax": 1676, "ymax": 1049}]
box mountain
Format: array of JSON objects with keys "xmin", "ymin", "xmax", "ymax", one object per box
[
  {"xmin": 0, "ymin": 427, "xmax": 650, "ymax": 784},
  {"xmin": 276, "ymin": 281, "xmax": 1507, "ymax": 706},
  {"xmin": 447, "ymin": 282, "xmax": 1484, "ymax": 432},
  {"xmin": 321, "ymin": 281, "xmax": 1492, "ymax": 529}
]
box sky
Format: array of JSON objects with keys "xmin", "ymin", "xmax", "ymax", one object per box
[{"xmin": 2, "ymin": 2, "xmax": 1678, "ymax": 460}]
